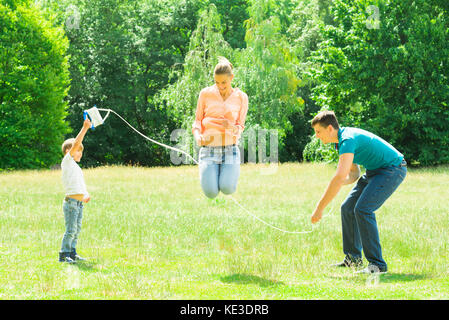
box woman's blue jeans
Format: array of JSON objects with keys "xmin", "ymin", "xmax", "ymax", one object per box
[
  {"xmin": 199, "ymin": 145, "xmax": 240, "ymax": 199},
  {"xmin": 60, "ymin": 198, "xmax": 83, "ymax": 254},
  {"xmin": 340, "ymin": 163, "xmax": 407, "ymax": 269}
]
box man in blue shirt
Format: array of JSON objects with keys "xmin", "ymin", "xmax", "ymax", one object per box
[{"xmin": 310, "ymin": 111, "xmax": 407, "ymax": 274}]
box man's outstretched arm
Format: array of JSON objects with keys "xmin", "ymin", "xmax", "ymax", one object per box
[{"xmin": 311, "ymin": 153, "xmax": 354, "ymax": 224}]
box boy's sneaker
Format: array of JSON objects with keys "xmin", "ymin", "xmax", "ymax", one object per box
[
  {"xmin": 330, "ymin": 255, "xmax": 364, "ymax": 268},
  {"xmin": 70, "ymin": 250, "xmax": 86, "ymax": 262},
  {"xmin": 355, "ymin": 263, "xmax": 387, "ymax": 274},
  {"xmin": 59, "ymin": 252, "xmax": 75, "ymax": 264}
]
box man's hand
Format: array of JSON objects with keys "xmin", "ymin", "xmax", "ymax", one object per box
[
  {"xmin": 342, "ymin": 163, "xmax": 361, "ymax": 185},
  {"xmin": 311, "ymin": 153, "xmax": 355, "ymax": 224},
  {"xmin": 311, "ymin": 207, "xmax": 323, "ymax": 224},
  {"xmin": 83, "ymin": 195, "xmax": 91, "ymax": 203}
]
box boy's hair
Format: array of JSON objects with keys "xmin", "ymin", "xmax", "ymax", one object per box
[
  {"xmin": 214, "ymin": 56, "xmax": 233, "ymax": 76},
  {"xmin": 62, "ymin": 138, "xmax": 83, "ymax": 155},
  {"xmin": 311, "ymin": 110, "xmax": 340, "ymax": 129}
]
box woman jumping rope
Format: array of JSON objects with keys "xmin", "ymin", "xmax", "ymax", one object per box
[
  {"xmin": 192, "ymin": 57, "xmax": 249, "ymax": 199},
  {"xmin": 83, "ymin": 58, "xmax": 313, "ymax": 234}
]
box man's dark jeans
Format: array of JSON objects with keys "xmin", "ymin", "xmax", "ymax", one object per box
[{"xmin": 340, "ymin": 162, "xmax": 407, "ymax": 270}]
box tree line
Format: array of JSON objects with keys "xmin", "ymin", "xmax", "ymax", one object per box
[{"xmin": 1, "ymin": 0, "xmax": 448, "ymax": 170}]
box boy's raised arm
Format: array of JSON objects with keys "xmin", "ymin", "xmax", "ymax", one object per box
[{"xmin": 69, "ymin": 118, "xmax": 91, "ymax": 157}]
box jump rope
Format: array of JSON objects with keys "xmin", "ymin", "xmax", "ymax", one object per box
[{"xmin": 84, "ymin": 106, "xmax": 334, "ymax": 234}]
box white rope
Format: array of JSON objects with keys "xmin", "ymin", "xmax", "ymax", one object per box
[
  {"xmin": 230, "ymin": 196, "xmax": 313, "ymax": 234},
  {"xmin": 229, "ymin": 196, "xmax": 333, "ymax": 234},
  {"xmin": 97, "ymin": 107, "xmax": 333, "ymax": 234},
  {"xmin": 98, "ymin": 108, "xmax": 199, "ymax": 165}
]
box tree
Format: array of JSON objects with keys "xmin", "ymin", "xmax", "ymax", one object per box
[
  {"xmin": 311, "ymin": 0, "xmax": 449, "ymax": 165},
  {"xmin": 42, "ymin": 0, "xmax": 202, "ymax": 167},
  {"xmin": 224, "ymin": 0, "xmax": 312, "ymax": 162},
  {"xmin": 157, "ymin": 3, "xmax": 233, "ymax": 161},
  {"xmin": 233, "ymin": 0, "xmax": 304, "ymax": 161},
  {"xmin": 209, "ymin": 0, "xmax": 249, "ymax": 49},
  {"xmin": 160, "ymin": 1, "xmax": 305, "ymax": 163},
  {"xmin": 238, "ymin": 0, "xmax": 303, "ymax": 122},
  {"xmin": 283, "ymin": 0, "xmax": 335, "ymax": 161},
  {"xmin": 0, "ymin": 0, "xmax": 70, "ymax": 169}
]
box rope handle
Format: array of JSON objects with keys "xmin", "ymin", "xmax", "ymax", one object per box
[{"xmin": 83, "ymin": 111, "xmax": 95, "ymax": 130}]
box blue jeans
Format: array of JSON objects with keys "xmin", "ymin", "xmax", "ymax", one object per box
[
  {"xmin": 199, "ymin": 145, "xmax": 241, "ymax": 199},
  {"xmin": 340, "ymin": 162, "xmax": 407, "ymax": 269},
  {"xmin": 60, "ymin": 198, "xmax": 83, "ymax": 254}
]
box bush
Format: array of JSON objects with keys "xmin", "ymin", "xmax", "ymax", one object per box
[
  {"xmin": 0, "ymin": 0, "xmax": 70, "ymax": 170},
  {"xmin": 302, "ymin": 136, "xmax": 338, "ymax": 163}
]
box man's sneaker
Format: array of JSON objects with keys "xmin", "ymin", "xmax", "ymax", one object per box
[
  {"xmin": 355, "ymin": 263, "xmax": 387, "ymax": 274},
  {"xmin": 59, "ymin": 252, "xmax": 75, "ymax": 263},
  {"xmin": 330, "ymin": 255, "xmax": 364, "ymax": 268},
  {"xmin": 70, "ymin": 250, "xmax": 86, "ymax": 262}
]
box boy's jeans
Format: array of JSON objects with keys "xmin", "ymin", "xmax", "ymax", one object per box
[
  {"xmin": 60, "ymin": 197, "xmax": 83, "ymax": 254},
  {"xmin": 199, "ymin": 145, "xmax": 240, "ymax": 199},
  {"xmin": 340, "ymin": 162, "xmax": 407, "ymax": 269}
]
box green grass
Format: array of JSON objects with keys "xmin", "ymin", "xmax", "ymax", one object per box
[{"xmin": 0, "ymin": 163, "xmax": 448, "ymax": 299}]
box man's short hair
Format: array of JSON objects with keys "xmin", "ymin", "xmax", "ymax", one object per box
[
  {"xmin": 311, "ymin": 110, "xmax": 340, "ymax": 129},
  {"xmin": 62, "ymin": 138, "xmax": 82, "ymax": 155}
]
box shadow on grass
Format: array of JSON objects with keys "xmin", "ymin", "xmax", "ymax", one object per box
[
  {"xmin": 379, "ymin": 273, "xmax": 430, "ymax": 283},
  {"xmin": 327, "ymin": 272, "xmax": 430, "ymax": 283},
  {"xmin": 72, "ymin": 260, "xmax": 99, "ymax": 272},
  {"xmin": 220, "ymin": 273, "xmax": 284, "ymax": 287}
]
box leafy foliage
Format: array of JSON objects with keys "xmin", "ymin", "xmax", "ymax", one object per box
[
  {"xmin": 311, "ymin": 0, "xmax": 449, "ymax": 165},
  {"xmin": 209, "ymin": 0, "xmax": 249, "ymax": 49},
  {"xmin": 157, "ymin": 3, "xmax": 234, "ymax": 158},
  {"xmin": 2, "ymin": 0, "xmax": 448, "ymax": 168},
  {"xmin": 51, "ymin": 0, "xmax": 202, "ymax": 167},
  {"xmin": 282, "ymin": 0, "xmax": 334, "ymax": 161},
  {"xmin": 235, "ymin": 0, "xmax": 304, "ymax": 134},
  {"xmin": 302, "ymin": 136, "xmax": 338, "ymax": 163},
  {"xmin": 0, "ymin": 0, "xmax": 70, "ymax": 170},
  {"xmin": 159, "ymin": 1, "xmax": 305, "ymax": 163}
]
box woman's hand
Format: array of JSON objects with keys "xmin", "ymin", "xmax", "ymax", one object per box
[
  {"xmin": 193, "ymin": 130, "xmax": 205, "ymax": 146},
  {"xmin": 222, "ymin": 119, "xmax": 239, "ymax": 135},
  {"xmin": 195, "ymin": 135, "xmax": 205, "ymax": 146}
]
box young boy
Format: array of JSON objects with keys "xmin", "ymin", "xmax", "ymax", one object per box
[
  {"xmin": 310, "ymin": 111, "xmax": 407, "ymax": 274},
  {"xmin": 59, "ymin": 118, "xmax": 92, "ymax": 263}
]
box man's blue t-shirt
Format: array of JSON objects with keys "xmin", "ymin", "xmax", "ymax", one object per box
[{"xmin": 337, "ymin": 127, "xmax": 403, "ymax": 170}]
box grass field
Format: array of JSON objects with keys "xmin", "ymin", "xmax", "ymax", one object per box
[{"xmin": 0, "ymin": 163, "xmax": 448, "ymax": 299}]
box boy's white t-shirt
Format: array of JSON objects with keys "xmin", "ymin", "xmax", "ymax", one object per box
[{"xmin": 61, "ymin": 152, "xmax": 88, "ymax": 197}]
